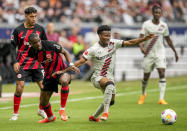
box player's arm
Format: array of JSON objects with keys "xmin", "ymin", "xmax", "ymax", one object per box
[
  {"xmin": 60, "ymin": 47, "xmax": 80, "ymax": 72},
  {"xmin": 10, "ymin": 29, "xmax": 20, "ymax": 73},
  {"xmin": 123, "ymin": 34, "xmax": 154, "ymax": 46},
  {"xmin": 139, "ymin": 34, "xmax": 146, "ymax": 54},
  {"xmin": 165, "ymin": 36, "xmax": 178, "ymax": 62},
  {"xmin": 52, "ymin": 57, "xmax": 87, "ymax": 77}
]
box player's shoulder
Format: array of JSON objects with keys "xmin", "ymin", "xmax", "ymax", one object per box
[
  {"xmin": 87, "ymin": 42, "xmax": 99, "ymax": 52},
  {"xmin": 35, "ymin": 23, "xmax": 45, "ymax": 29},
  {"xmin": 14, "ymin": 23, "xmax": 24, "ymax": 31},
  {"xmin": 160, "ymin": 20, "xmax": 168, "ymax": 27},
  {"xmin": 143, "ymin": 19, "xmax": 152, "ymax": 25},
  {"xmin": 110, "ymin": 38, "xmax": 121, "ymax": 43}
]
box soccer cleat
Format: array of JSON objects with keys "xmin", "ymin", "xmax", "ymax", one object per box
[
  {"xmin": 158, "ymin": 99, "xmax": 168, "ymax": 105},
  {"xmin": 37, "ymin": 116, "xmax": 56, "ymax": 123},
  {"xmin": 59, "ymin": 110, "xmax": 68, "ymax": 121},
  {"xmin": 89, "ymin": 115, "xmax": 100, "ymax": 122},
  {"xmin": 138, "ymin": 94, "xmax": 147, "ymax": 104},
  {"xmin": 9, "ymin": 114, "xmax": 18, "ymax": 121},
  {"xmin": 37, "ymin": 109, "xmax": 47, "ymax": 118},
  {"xmin": 100, "ymin": 112, "xmax": 109, "ymax": 121}
]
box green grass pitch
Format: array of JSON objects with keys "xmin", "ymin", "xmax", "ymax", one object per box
[{"xmin": 0, "ymin": 76, "xmax": 187, "ymax": 131}]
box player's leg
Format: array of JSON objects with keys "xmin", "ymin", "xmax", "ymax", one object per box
[
  {"xmin": 157, "ymin": 68, "xmax": 168, "ymax": 105},
  {"xmin": 138, "ymin": 73, "xmax": 151, "ymax": 104},
  {"xmin": 10, "ymin": 69, "xmax": 25, "ymax": 121},
  {"xmin": 138, "ymin": 57, "xmax": 153, "ymax": 104},
  {"xmin": 100, "ymin": 77, "xmax": 115, "ymax": 121},
  {"xmin": 58, "ymin": 73, "xmax": 71, "ymax": 121},
  {"xmin": 156, "ymin": 57, "xmax": 167, "ymax": 105},
  {"xmin": 32, "ymin": 69, "xmax": 47, "ymax": 118},
  {"xmin": 38, "ymin": 91, "xmax": 56, "ymax": 123}
]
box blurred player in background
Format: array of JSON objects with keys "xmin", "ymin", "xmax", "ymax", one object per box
[
  {"xmin": 28, "ymin": 33, "xmax": 79, "ymax": 123},
  {"xmin": 10, "ymin": 7, "xmax": 47, "ymax": 120},
  {"xmin": 138, "ymin": 5, "xmax": 178, "ymax": 105},
  {"xmin": 53, "ymin": 25, "xmax": 153, "ymax": 122}
]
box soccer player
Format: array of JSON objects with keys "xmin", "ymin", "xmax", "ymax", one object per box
[
  {"xmin": 10, "ymin": 7, "xmax": 48, "ymax": 120},
  {"xmin": 53, "ymin": 25, "xmax": 153, "ymax": 122},
  {"xmin": 28, "ymin": 33, "xmax": 79, "ymax": 123},
  {"xmin": 138, "ymin": 5, "xmax": 178, "ymax": 105}
]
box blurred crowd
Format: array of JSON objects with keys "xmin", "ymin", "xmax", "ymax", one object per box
[{"xmin": 0, "ymin": 0, "xmax": 187, "ymax": 25}]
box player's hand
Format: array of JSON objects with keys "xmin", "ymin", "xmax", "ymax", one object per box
[
  {"xmin": 13, "ymin": 62, "xmax": 20, "ymax": 73},
  {"xmin": 140, "ymin": 48, "xmax": 146, "ymax": 55},
  {"xmin": 70, "ymin": 66, "xmax": 80, "ymax": 73},
  {"xmin": 175, "ymin": 52, "xmax": 179, "ymax": 62},
  {"xmin": 144, "ymin": 33, "xmax": 154, "ymax": 41},
  {"xmin": 52, "ymin": 70, "xmax": 64, "ymax": 77}
]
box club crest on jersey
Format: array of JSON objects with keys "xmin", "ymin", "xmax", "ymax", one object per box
[
  {"xmin": 84, "ymin": 51, "xmax": 88, "ymax": 55},
  {"xmin": 46, "ymin": 54, "xmax": 51, "ymax": 59},
  {"xmin": 108, "ymin": 42, "xmax": 114, "ymax": 52}
]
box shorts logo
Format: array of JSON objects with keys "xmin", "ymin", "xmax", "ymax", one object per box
[{"xmin": 17, "ymin": 74, "xmax": 22, "ymax": 78}]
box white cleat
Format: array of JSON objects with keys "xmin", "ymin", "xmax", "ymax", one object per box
[
  {"xmin": 9, "ymin": 114, "xmax": 18, "ymax": 121},
  {"xmin": 37, "ymin": 109, "xmax": 47, "ymax": 118}
]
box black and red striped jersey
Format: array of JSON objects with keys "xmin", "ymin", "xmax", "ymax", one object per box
[
  {"xmin": 11, "ymin": 23, "xmax": 47, "ymax": 70},
  {"xmin": 34, "ymin": 40, "xmax": 67, "ymax": 79}
]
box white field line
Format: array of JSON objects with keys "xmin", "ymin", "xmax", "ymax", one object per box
[{"xmin": 0, "ymin": 85, "xmax": 186, "ymax": 110}]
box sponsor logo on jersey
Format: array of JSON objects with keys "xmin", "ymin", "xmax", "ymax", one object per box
[{"xmin": 96, "ymin": 50, "xmax": 115, "ymax": 60}]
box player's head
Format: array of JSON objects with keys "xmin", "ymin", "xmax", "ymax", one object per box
[
  {"xmin": 24, "ymin": 7, "xmax": 37, "ymax": 26},
  {"xmin": 97, "ymin": 25, "xmax": 111, "ymax": 46},
  {"xmin": 28, "ymin": 33, "xmax": 42, "ymax": 50},
  {"xmin": 152, "ymin": 5, "xmax": 162, "ymax": 20}
]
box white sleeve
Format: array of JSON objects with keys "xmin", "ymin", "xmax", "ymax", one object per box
[
  {"xmin": 83, "ymin": 47, "xmax": 94, "ymax": 60},
  {"xmin": 140, "ymin": 22, "xmax": 147, "ymax": 35},
  {"xmin": 113, "ymin": 39, "xmax": 123, "ymax": 49},
  {"xmin": 163, "ymin": 24, "xmax": 169, "ymax": 37}
]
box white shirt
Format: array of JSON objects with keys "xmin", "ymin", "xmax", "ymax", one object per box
[
  {"xmin": 83, "ymin": 39, "xmax": 123, "ymax": 80},
  {"xmin": 140, "ymin": 19, "xmax": 169, "ymax": 58}
]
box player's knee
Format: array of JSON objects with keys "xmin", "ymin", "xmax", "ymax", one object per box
[
  {"xmin": 61, "ymin": 80, "xmax": 69, "ymax": 86},
  {"xmin": 110, "ymin": 100, "xmax": 115, "ymax": 106},
  {"xmin": 105, "ymin": 81, "xmax": 114, "ymax": 87}
]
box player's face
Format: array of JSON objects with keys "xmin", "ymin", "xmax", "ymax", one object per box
[
  {"xmin": 153, "ymin": 8, "xmax": 162, "ymax": 20},
  {"xmin": 25, "ymin": 13, "xmax": 37, "ymax": 26},
  {"xmin": 99, "ymin": 31, "xmax": 111, "ymax": 45},
  {"xmin": 30, "ymin": 37, "xmax": 42, "ymax": 50}
]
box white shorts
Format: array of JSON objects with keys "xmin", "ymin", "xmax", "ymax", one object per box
[
  {"xmin": 90, "ymin": 76, "xmax": 116, "ymax": 94},
  {"xmin": 143, "ymin": 56, "xmax": 166, "ymax": 73}
]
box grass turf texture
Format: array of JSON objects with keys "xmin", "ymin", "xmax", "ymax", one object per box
[{"xmin": 0, "ymin": 76, "xmax": 187, "ymax": 131}]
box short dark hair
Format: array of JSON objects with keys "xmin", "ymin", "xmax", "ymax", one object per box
[
  {"xmin": 24, "ymin": 7, "xmax": 37, "ymax": 14},
  {"xmin": 152, "ymin": 5, "xmax": 162, "ymax": 13},
  {"xmin": 97, "ymin": 25, "xmax": 111, "ymax": 34},
  {"xmin": 28, "ymin": 33, "xmax": 39, "ymax": 42}
]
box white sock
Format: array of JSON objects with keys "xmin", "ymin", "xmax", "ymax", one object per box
[
  {"xmin": 142, "ymin": 80, "xmax": 148, "ymax": 95},
  {"xmin": 60, "ymin": 107, "xmax": 65, "ymax": 110},
  {"xmin": 159, "ymin": 78, "xmax": 166, "ymax": 100},
  {"xmin": 48, "ymin": 115, "xmax": 54, "ymax": 120},
  {"xmin": 103, "ymin": 84, "xmax": 114, "ymax": 113}
]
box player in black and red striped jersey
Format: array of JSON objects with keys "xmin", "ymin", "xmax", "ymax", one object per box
[
  {"xmin": 28, "ymin": 33, "xmax": 79, "ymax": 123},
  {"xmin": 10, "ymin": 7, "xmax": 48, "ymax": 120}
]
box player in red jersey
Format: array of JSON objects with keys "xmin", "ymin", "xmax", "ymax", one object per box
[
  {"xmin": 10, "ymin": 7, "xmax": 48, "ymax": 120},
  {"xmin": 28, "ymin": 33, "xmax": 79, "ymax": 123}
]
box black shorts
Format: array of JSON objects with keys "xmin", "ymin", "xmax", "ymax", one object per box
[
  {"xmin": 16, "ymin": 69, "xmax": 44, "ymax": 82},
  {"xmin": 42, "ymin": 73, "xmax": 71, "ymax": 93}
]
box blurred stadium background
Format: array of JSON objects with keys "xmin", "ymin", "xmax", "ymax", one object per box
[{"xmin": 0, "ymin": 0, "xmax": 186, "ymax": 96}]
